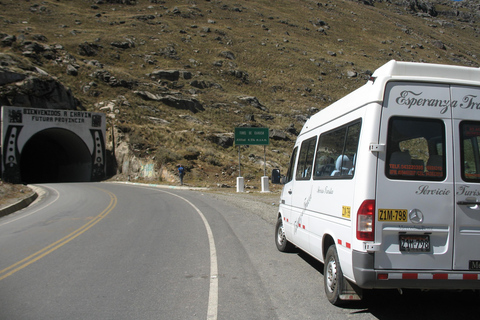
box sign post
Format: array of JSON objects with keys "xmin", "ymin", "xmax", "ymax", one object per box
[{"xmin": 234, "ymin": 127, "xmax": 270, "ymax": 192}]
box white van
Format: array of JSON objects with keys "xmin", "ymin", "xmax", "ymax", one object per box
[{"xmin": 275, "ymin": 60, "xmax": 480, "ymax": 305}]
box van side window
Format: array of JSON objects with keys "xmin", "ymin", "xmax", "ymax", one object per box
[
  {"xmin": 386, "ymin": 117, "xmax": 445, "ymax": 181},
  {"xmin": 295, "ymin": 137, "xmax": 317, "ymax": 180},
  {"xmin": 460, "ymin": 121, "xmax": 480, "ymax": 182},
  {"xmin": 313, "ymin": 121, "xmax": 361, "ymax": 179},
  {"xmin": 285, "ymin": 147, "xmax": 298, "ymax": 183}
]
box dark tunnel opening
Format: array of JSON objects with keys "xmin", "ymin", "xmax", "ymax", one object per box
[{"xmin": 20, "ymin": 128, "xmax": 92, "ymax": 183}]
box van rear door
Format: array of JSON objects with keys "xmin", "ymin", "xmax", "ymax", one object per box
[
  {"xmin": 451, "ymin": 85, "xmax": 480, "ymax": 271},
  {"xmin": 375, "ymin": 82, "xmax": 454, "ymax": 270}
]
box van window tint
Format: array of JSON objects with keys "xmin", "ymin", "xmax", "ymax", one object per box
[
  {"xmin": 314, "ymin": 121, "xmax": 361, "ymax": 179},
  {"xmin": 460, "ymin": 121, "xmax": 480, "ymax": 182},
  {"xmin": 386, "ymin": 117, "xmax": 445, "ymax": 181},
  {"xmin": 285, "ymin": 147, "xmax": 298, "ymax": 183},
  {"xmin": 295, "ymin": 137, "xmax": 317, "ymax": 180}
]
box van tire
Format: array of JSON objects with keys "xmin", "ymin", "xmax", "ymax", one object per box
[
  {"xmin": 324, "ymin": 245, "xmax": 345, "ymax": 306},
  {"xmin": 275, "ymin": 216, "xmax": 295, "ymax": 252}
]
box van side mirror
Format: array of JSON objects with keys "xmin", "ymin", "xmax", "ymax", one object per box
[{"xmin": 272, "ymin": 169, "xmax": 282, "ymax": 184}]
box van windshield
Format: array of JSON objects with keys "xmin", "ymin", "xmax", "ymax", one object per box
[
  {"xmin": 386, "ymin": 117, "xmax": 445, "ymax": 181},
  {"xmin": 460, "ymin": 121, "xmax": 480, "ymax": 182}
]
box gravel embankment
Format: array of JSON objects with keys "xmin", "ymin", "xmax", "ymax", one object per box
[{"xmin": 206, "ymin": 190, "xmax": 281, "ymax": 225}]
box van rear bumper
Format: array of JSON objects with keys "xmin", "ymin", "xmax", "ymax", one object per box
[{"xmin": 352, "ymin": 250, "xmax": 480, "ymax": 290}]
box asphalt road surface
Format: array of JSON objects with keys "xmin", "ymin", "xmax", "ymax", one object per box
[{"xmin": 0, "ymin": 183, "xmax": 478, "ymax": 319}]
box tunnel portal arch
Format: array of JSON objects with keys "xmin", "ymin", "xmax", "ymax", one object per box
[
  {"xmin": 20, "ymin": 128, "xmax": 92, "ymax": 183},
  {"xmin": 1, "ymin": 106, "xmax": 106, "ymax": 184}
]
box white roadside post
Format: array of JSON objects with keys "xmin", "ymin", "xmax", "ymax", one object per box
[
  {"xmin": 236, "ymin": 145, "xmax": 244, "ymax": 192},
  {"xmin": 236, "ymin": 176, "xmax": 245, "ymax": 192},
  {"xmin": 261, "ymin": 176, "xmax": 269, "ymax": 192},
  {"xmin": 261, "ymin": 145, "xmax": 269, "ymax": 192}
]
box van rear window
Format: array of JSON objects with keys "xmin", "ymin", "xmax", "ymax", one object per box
[
  {"xmin": 460, "ymin": 121, "xmax": 480, "ymax": 182},
  {"xmin": 386, "ymin": 117, "xmax": 445, "ymax": 181}
]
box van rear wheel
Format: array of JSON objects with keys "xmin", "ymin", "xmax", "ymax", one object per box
[
  {"xmin": 324, "ymin": 245, "xmax": 345, "ymax": 306},
  {"xmin": 275, "ymin": 216, "xmax": 294, "ymax": 252}
]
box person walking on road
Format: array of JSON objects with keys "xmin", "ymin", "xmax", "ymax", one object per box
[{"xmin": 178, "ymin": 164, "xmax": 185, "ymax": 185}]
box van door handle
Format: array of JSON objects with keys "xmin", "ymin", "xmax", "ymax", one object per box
[
  {"xmin": 457, "ymin": 201, "xmax": 480, "ymax": 205},
  {"xmin": 288, "ymin": 190, "xmax": 292, "ymax": 194}
]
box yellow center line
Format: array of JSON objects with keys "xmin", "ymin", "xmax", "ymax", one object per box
[{"xmin": 0, "ymin": 188, "xmax": 117, "ymax": 281}]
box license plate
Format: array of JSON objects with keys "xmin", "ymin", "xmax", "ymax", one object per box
[
  {"xmin": 469, "ymin": 260, "xmax": 480, "ymax": 270},
  {"xmin": 378, "ymin": 209, "xmax": 408, "ymax": 222},
  {"xmin": 399, "ymin": 234, "xmax": 430, "ymax": 252}
]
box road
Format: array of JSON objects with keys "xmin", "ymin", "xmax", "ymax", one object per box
[{"xmin": 0, "ymin": 183, "xmax": 478, "ymax": 319}]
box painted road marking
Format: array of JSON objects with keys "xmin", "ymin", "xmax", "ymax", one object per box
[
  {"xmin": 149, "ymin": 188, "xmax": 218, "ymax": 320},
  {"xmin": 0, "ymin": 188, "xmax": 117, "ymax": 281}
]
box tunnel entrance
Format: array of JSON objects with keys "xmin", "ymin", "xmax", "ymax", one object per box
[
  {"xmin": 1, "ymin": 106, "xmax": 106, "ymax": 184},
  {"xmin": 20, "ymin": 128, "xmax": 92, "ymax": 183}
]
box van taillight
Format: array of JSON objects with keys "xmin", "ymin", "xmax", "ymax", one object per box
[{"xmin": 357, "ymin": 200, "xmax": 375, "ymax": 241}]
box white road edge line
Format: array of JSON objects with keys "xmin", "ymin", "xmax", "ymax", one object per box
[{"xmin": 155, "ymin": 189, "xmax": 218, "ymax": 320}]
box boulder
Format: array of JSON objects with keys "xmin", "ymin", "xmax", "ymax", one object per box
[
  {"xmin": 1, "ymin": 34, "xmax": 16, "ymax": 46},
  {"xmin": 78, "ymin": 42, "xmax": 102, "ymax": 57},
  {"xmin": 432, "ymin": 40, "xmax": 446, "ymax": 50},
  {"xmin": 66, "ymin": 64, "xmax": 78, "ymax": 76},
  {"xmin": 269, "ymin": 129, "xmax": 288, "ymax": 141},
  {"xmin": 206, "ymin": 133, "xmax": 234, "ymax": 148},
  {"xmin": 159, "ymin": 95, "xmax": 204, "ymax": 113},
  {"xmin": 134, "ymin": 91, "xmax": 204, "ymax": 113},
  {"xmin": 347, "ymin": 71, "xmax": 357, "ymax": 78},
  {"xmin": 229, "ymin": 69, "xmax": 249, "ymax": 83},
  {"xmin": 189, "ymin": 80, "xmax": 221, "ymax": 89},
  {"xmin": 158, "ymin": 45, "xmax": 180, "ymax": 60},
  {"xmin": 238, "ymin": 96, "xmax": 267, "ymax": 111},
  {"xmin": 110, "ymin": 41, "xmax": 135, "ymax": 49},
  {"xmin": 219, "ymin": 51, "xmax": 236, "ymax": 60},
  {"xmin": 286, "ymin": 124, "xmax": 298, "ymax": 135},
  {"xmin": 149, "ymin": 69, "xmax": 180, "ymax": 81},
  {"xmin": 0, "ymin": 68, "xmax": 26, "ymax": 85},
  {"xmin": 91, "ymin": 70, "xmax": 136, "ymax": 89},
  {"xmin": 104, "ymin": 0, "xmax": 136, "ymax": 4},
  {"xmin": 190, "ymin": 80, "xmax": 210, "ymax": 89}
]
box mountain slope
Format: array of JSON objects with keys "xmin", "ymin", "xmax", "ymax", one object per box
[{"xmin": 1, "ymin": 0, "xmax": 479, "ymax": 187}]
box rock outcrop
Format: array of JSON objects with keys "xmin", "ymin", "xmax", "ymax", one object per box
[{"xmin": 0, "ymin": 63, "xmax": 83, "ymax": 110}]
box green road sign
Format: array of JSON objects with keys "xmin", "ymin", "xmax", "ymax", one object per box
[{"xmin": 235, "ymin": 127, "xmax": 269, "ymax": 145}]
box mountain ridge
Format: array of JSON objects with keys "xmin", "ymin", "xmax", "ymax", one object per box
[{"xmin": 1, "ymin": 0, "xmax": 479, "ymax": 187}]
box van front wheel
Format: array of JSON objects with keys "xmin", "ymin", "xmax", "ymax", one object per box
[
  {"xmin": 275, "ymin": 216, "xmax": 294, "ymax": 252},
  {"xmin": 324, "ymin": 245, "xmax": 345, "ymax": 306}
]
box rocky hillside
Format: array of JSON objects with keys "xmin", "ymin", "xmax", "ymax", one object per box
[{"xmin": 1, "ymin": 0, "xmax": 479, "ymax": 187}]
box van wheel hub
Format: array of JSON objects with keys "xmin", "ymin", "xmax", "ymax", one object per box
[
  {"xmin": 277, "ymin": 223, "xmax": 285, "ymax": 245},
  {"xmin": 326, "ymin": 258, "xmax": 337, "ymax": 293}
]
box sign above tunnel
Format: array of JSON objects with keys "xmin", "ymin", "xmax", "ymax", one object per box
[{"xmin": 1, "ymin": 106, "xmax": 106, "ymax": 183}]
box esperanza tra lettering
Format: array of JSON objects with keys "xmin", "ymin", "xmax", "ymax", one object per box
[{"xmin": 396, "ymin": 91, "xmax": 480, "ymax": 114}]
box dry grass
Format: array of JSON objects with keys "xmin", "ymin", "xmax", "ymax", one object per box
[
  {"xmin": 0, "ymin": 182, "xmax": 31, "ymax": 209},
  {"xmin": 1, "ymin": 0, "xmax": 479, "ymax": 185}
]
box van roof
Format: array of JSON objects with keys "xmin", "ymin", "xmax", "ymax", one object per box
[
  {"xmin": 300, "ymin": 60, "xmax": 480, "ymax": 135},
  {"xmin": 373, "ymin": 60, "xmax": 480, "ymax": 83}
]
